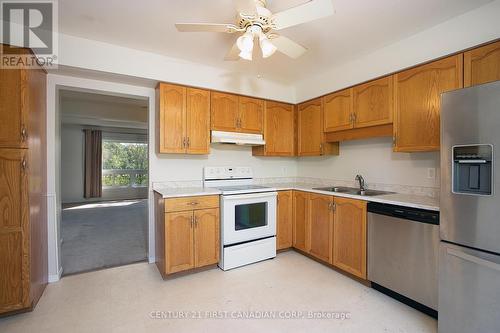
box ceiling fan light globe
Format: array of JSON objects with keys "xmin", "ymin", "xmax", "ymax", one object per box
[
  {"xmin": 236, "ymin": 31, "xmax": 254, "ymax": 52},
  {"xmin": 260, "ymin": 37, "xmax": 277, "ymax": 58},
  {"xmin": 238, "ymin": 50, "xmax": 253, "ymax": 61}
]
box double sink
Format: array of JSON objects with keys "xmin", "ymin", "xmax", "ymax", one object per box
[{"xmin": 312, "ymin": 186, "xmax": 394, "ymax": 197}]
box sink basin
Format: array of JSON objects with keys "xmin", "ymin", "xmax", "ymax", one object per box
[{"xmin": 313, "ymin": 186, "xmax": 394, "ymax": 197}]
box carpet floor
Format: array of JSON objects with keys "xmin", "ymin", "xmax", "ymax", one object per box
[{"xmin": 61, "ymin": 199, "xmax": 148, "ymax": 275}]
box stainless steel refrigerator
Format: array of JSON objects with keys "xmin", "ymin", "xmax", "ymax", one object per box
[{"xmin": 440, "ymin": 80, "xmax": 500, "ymax": 333}]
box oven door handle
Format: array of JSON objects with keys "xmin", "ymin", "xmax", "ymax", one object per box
[{"xmin": 222, "ymin": 191, "xmax": 277, "ymax": 201}]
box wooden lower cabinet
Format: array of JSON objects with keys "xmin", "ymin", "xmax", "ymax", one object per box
[
  {"xmin": 332, "ymin": 197, "xmax": 367, "ymax": 279},
  {"xmin": 309, "ymin": 194, "xmax": 334, "ymax": 263},
  {"xmin": 292, "ymin": 191, "xmax": 310, "ymax": 252},
  {"xmin": 165, "ymin": 211, "xmax": 195, "ymax": 274},
  {"xmin": 276, "ymin": 190, "xmax": 293, "ymax": 250},
  {"xmin": 155, "ymin": 194, "xmax": 220, "ymax": 277},
  {"xmin": 194, "ymin": 208, "xmax": 220, "ymax": 267}
]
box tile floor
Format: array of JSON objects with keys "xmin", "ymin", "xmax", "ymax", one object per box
[{"xmin": 0, "ymin": 251, "xmax": 437, "ymax": 333}]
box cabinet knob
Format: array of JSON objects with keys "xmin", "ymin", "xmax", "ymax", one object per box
[{"xmin": 21, "ymin": 126, "xmax": 27, "ymax": 142}]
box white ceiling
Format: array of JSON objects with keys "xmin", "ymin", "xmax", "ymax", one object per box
[{"xmin": 59, "ymin": 0, "xmax": 493, "ymax": 84}]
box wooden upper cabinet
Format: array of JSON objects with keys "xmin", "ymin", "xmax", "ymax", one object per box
[
  {"xmin": 156, "ymin": 83, "xmax": 210, "ymax": 154},
  {"xmin": 157, "ymin": 83, "xmax": 186, "ymax": 154},
  {"xmin": 186, "ymin": 88, "xmax": 210, "ymax": 154},
  {"xmin": 253, "ymin": 101, "xmax": 295, "ymax": 156},
  {"xmin": 333, "ymin": 197, "xmax": 367, "ymax": 279},
  {"xmin": 297, "ymin": 99, "xmax": 339, "ymax": 156},
  {"xmin": 277, "ymin": 190, "xmax": 293, "ymax": 250},
  {"xmin": 239, "ymin": 96, "xmax": 263, "ymax": 134},
  {"xmin": 210, "ymin": 92, "xmax": 239, "ymax": 132},
  {"xmin": 394, "ymin": 55, "xmax": 463, "ymax": 152},
  {"xmin": 323, "ymin": 89, "xmax": 353, "ymax": 132},
  {"xmin": 165, "ymin": 211, "xmax": 195, "ymax": 274},
  {"xmin": 293, "ymin": 191, "xmax": 310, "ymax": 252},
  {"xmin": 0, "ymin": 69, "xmax": 27, "ymax": 149},
  {"xmin": 298, "ymin": 99, "xmax": 322, "ymax": 156},
  {"xmin": 464, "ymin": 40, "xmax": 500, "ymax": 87},
  {"xmin": 353, "ymin": 76, "xmax": 393, "ymax": 128},
  {"xmin": 193, "ymin": 208, "xmax": 219, "ymax": 268},
  {"xmin": 308, "ymin": 193, "xmax": 333, "ymax": 263}
]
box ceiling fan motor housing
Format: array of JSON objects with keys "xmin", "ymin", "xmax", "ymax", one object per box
[{"xmin": 237, "ymin": 1, "xmax": 273, "ymax": 34}]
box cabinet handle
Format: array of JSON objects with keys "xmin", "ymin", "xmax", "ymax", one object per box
[
  {"xmin": 188, "ymin": 201, "xmax": 199, "ymax": 206},
  {"xmin": 191, "ymin": 215, "xmax": 194, "ymax": 228},
  {"xmin": 194, "ymin": 216, "xmax": 198, "ymax": 227},
  {"xmin": 353, "ymin": 113, "xmax": 357, "ymax": 122},
  {"xmin": 21, "ymin": 126, "xmax": 27, "ymax": 142},
  {"xmin": 186, "ymin": 137, "xmax": 190, "ymax": 148},
  {"xmin": 182, "ymin": 137, "xmax": 186, "ymax": 148},
  {"xmin": 331, "ymin": 202, "xmax": 336, "ymax": 211},
  {"xmin": 392, "ymin": 136, "xmax": 397, "ymax": 146},
  {"xmin": 21, "ymin": 159, "xmax": 27, "ymax": 171}
]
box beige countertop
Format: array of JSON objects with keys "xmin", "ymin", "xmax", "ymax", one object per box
[{"xmin": 154, "ymin": 182, "xmax": 439, "ymax": 211}]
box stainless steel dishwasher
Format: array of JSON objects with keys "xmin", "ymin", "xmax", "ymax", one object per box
[{"xmin": 367, "ymin": 202, "xmax": 439, "ymax": 318}]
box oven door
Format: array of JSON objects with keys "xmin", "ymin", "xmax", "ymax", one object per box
[{"xmin": 221, "ymin": 191, "xmax": 277, "ymax": 245}]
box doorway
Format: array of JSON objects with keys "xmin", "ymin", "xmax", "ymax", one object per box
[{"xmin": 59, "ymin": 89, "xmax": 149, "ymax": 275}]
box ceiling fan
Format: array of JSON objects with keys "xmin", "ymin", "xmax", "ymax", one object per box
[{"xmin": 175, "ymin": 0, "xmax": 334, "ymax": 61}]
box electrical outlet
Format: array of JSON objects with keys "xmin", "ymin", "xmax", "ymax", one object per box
[{"xmin": 427, "ymin": 168, "xmax": 436, "ymax": 179}]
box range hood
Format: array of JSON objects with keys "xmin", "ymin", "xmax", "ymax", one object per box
[{"xmin": 211, "ymin": 131, "xmax": 265, "ymax": 146}]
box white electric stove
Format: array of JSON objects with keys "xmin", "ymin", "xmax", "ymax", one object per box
[{"xmin": 203, "ymin": 166, "xmax": 277, "ymax": 270}]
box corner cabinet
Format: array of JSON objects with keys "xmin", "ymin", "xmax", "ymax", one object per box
[
  {"xmin": 393, "ymin": 55, "xmax": 463, "ymax": 152},
  {"xmin": 154, "ymin": 193, "xmax": 220, "ymax": 277},
  {"xmin": 156, "ymin": 83, "xmax": 210, "ymax": 154},
  {"xmin": 0, "ymin": 47, "xmax": 47, "ymax": 315},
  {"xmin": 297, "ymin": 98, "xmax": 339, "ymax": 156},
  {"xmin": 332, "ymin": 197, "xmax": 367, "ymax": 279},
  {"xmin": 464, "ymin": 40, "xmax": 500, "ymax": 87},
  {"xmin": 211, "ymin": 92, "xmax": 263, "ymax": 134},
  {"xmin": 253, "ymin": 101, "xmax": 295, "ymax": 156}
]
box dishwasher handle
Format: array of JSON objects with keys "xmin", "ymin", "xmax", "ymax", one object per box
[{"xmin": 367, "ymin": 202, "xmax": 439, "ymax": 225}]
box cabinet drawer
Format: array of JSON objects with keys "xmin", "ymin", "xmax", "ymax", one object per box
[{"xmin": 165, "ymin": 195, "xmax": 219, "ymax": 212}]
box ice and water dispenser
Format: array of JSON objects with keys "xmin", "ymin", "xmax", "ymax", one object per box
[{"xmin": 453, "ymin": 144, "xmax": 493, "ymax": 196}]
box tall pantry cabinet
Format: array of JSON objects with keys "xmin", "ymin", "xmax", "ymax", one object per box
[{"xmin": 0, "ymin": 45, "xmax": 48, "ymax": 315}]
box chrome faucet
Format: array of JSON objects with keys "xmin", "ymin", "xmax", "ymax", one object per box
[{"xmin": 355, "ymin": 175, "xmax": 365, "ymax": 192}]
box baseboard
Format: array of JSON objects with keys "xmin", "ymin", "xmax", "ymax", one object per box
[
  {"xmin": 48, "ymin": 266, "xmax": 63, "ymax": 283},
  {"xmin": 148, "ymin": 255, "xmax": 155, "ymax": 264}
]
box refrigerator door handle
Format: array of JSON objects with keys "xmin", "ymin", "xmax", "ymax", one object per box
[{"xmin": 447, "ymin": 248, "xmax": 500, "ymax": 272}]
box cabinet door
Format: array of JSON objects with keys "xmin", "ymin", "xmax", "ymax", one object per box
[
  {"xmin": 256, "ymin": 101, "xmax": 295, "ymax": 156},
  {"xmin": 464, "ymin": 41, "xmax": 500, "ymax": 87},
  {"xmin": 353, "ymin": 76, "xmax": 393, "ymax": 128},
  {"xmin": 165, "ymin": 211, "xmax": 194, "ymax": 274},
  {"xmin": 239, "ymin": 96, "xmax": 263, "ymax": 134},
  {"xmin": 211, "ymin": 92, "xmax": 239, "ymax": 132},
  {"xmin": 309, "ymin": 194, "xmax": 333, "ymax": 263},
  {"xmin": 0, "ymin": 149, "xmax": 29, "ymax": 313},
  {"xmin": 194, "ymin": 208, "xmax": 219, "ymax": 268},
  {"xmin": 293, "ymin": 191, "xmax": 310, "ymax": 252},
  {"xmin": 0, "ymin": 68, "xmax": 27, "ymax": 148},
  {"xmin": 277, "ymin": 190, "xmax": 293, "ymax": 250},
  {"xmin": 333, "ymin": 197, "xmax": 367, "ymax": 279},
  {"xmin": 394, "ymin": 55, "xmax": 463, "ymax": 152},
  {"xmin": 186, "ymin": 88, "xmax": 210, "ymax": 154},
  {"xmin": 157, "ymin": 83, "xmax": 186, "ymax": 153},
  {"xmin": 297, "ymin": 99, "xmax": 323, "ymax": 156},
  {"xmin": 323, "ymin": 89, "xmax": 353, "ymax": 132}
]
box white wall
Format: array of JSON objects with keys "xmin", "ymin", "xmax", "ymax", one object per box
[
  {"xmin": 60, "ymin": 125, "xmax": 84, "ymax": 203},
  {"xmin": 297, "ymin": 138, "xmax": 439, "ymax": 188},
  {"xmin": 295, "ymin": 0, "xmax": 500, "ymax": 102}
]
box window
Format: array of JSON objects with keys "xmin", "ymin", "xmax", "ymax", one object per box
[{"xmin": 102, "ymin": 141, "xmax": 148, "ymax": 188}]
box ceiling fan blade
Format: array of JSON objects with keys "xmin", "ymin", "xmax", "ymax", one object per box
[
  {"xmin": 224, "ymin": 41, "xmax": 241, "ymax": 61},
  {"xmin": 175, "ymin": 23, "xmax": 237, "ymax": 33},
  {"xmin": 270, "ymin": 35, "xmax": 307, "ymax": 59},
  {"xmin": 233, "ymin": 0, "xmax": 258, "ymax": 16},
  {"xmin": 272, "ymin": 0, "xmax": 334, "ymax": 30}
]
